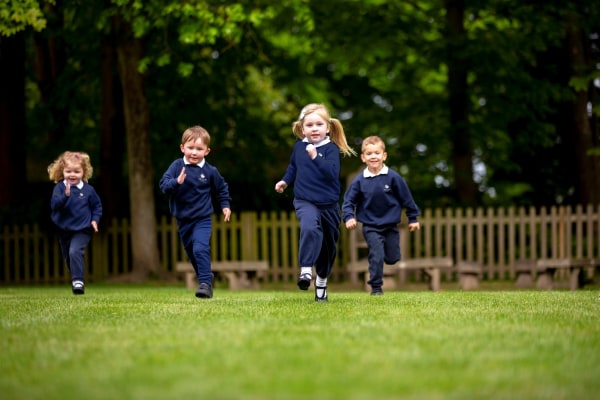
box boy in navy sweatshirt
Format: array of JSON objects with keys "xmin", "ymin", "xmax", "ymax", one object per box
[
  {"xmin": 275, "ymin": 103, "xmax": 356, "ymax": 302},
  {"xmin": 342, "ymin": 136, "xmax": 420, "ymax": 295},
  {"xmin": 160, "ymin": 126, "xmax": 231, "ymax": 299},
  {"xmin": 48, "ymin": 151, "xmax": 102, "ymax": 295}
]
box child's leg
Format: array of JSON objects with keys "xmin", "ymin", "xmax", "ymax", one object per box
[
  {"xmin": 383, "ymin": 226, "xmax": 401, "ymax": 265},
  {"xmin": 190, "ymin": 217, "xmax": 213, "ymax": 285},
  {"xmin": 67, "ymin": 230, "xmax": 93, "ymax": 283},
  {"xmin": 313, "ymin": 205, "xmax": 341, "ymax": 280},
  {"xmin": 293, "ymin": 199, "xmax": 323, "ymax": 270},
  {"xmin": 362, "ymin": 225, "xmax": 385, "ymax": 291},
  {"xmin": 313, "ymin": 205, "xmax": 340, "ymax": 301},
  {"xmin": 57, "ymin": 230, "xmax": 73, "ymax": 273}
]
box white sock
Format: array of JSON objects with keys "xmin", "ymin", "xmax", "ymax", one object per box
[
  {"xmin": 316, "ymin": 276, "xmax": 327, "ymax": 297},
  {"xmin": 301, "ymin": 267, "xmax": 312, "ymax": 276}
]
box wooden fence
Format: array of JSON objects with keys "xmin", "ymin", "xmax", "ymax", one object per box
[{"xmin": 1, "ymin": 204, "xmax": 599, "ymax": 286}]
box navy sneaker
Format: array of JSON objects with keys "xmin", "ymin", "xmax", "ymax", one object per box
[
  {"xmin": 370, "ymin": 288, "xmax": 384, "ymax": 296},
  {"xmin": 195, "ymin": 283, "xmax": 213, "ymax": 299}
]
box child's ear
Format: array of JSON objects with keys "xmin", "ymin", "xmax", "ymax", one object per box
[{"xmin": 205, "ymin": 147, "xmax": 211, "ymax": 156}]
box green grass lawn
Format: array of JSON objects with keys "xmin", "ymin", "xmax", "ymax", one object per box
[{"xmin": 1, "ymin": 285, "xmax": 599, "ymax": 400}]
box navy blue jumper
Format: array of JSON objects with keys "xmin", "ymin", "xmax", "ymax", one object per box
[
  {"xmin": 159, "ymin": 158, "xmax": 230, "ymax": 285},
  {"xmin": 280, "ymin": 138, "xmax": 341, "ymax": 279},
  {"xmin": 342, "ymin": 166, "xmax": 420, "ymax": 289},
  {"xmin": 50, "ymin": 181, "xmax": 103, "ymax": 283}
]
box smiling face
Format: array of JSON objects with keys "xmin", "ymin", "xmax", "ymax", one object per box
[
  {"xmin": 301, "ymin": 112, "xmax": 329, "ymax": 144},
  {"xmin": 180, "ymin": 137, "xmax": 210, "ymax": 165},
  {"xmin": 361, "ymin": 142, "xmax": 388, "ymax": 174},
  {"xmin": 63, "ymin": 160, "xmax": 84, "ymax": 185}
]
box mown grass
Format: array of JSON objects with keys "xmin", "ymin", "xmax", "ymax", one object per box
[{"xmin": 1, "ymin": 285, "xmax": 599, "ymax": 400}]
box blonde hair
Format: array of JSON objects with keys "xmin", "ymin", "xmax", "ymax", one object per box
[
  {"xmin": 292, "ymin": 103, "xmax": 356, "ymax": 157},
  {"xmin": 47, "ymin": 151, "xmax": 94, "ymax": 183},
  {"xmin": 361, "ymin": 136, "xmax": 386, "ymax": 153},
  {"xmin": 182, "ymin": 125, "xmax": 211, "ymax": 147}
]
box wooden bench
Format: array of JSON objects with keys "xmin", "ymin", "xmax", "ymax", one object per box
[
  {"xmin": 176, "ymin": 261, "xmax": 269, "ymax": 290},
  {"xmin": 535, "ymin": 258, "xmax": 597, "ymax": 290},
  {"xmin": 347, "ymin": 257, "xmax": 454, "ymax": 291},
  {"xmin": 346, "ymin": 223, "xmax": 454, "ymax": 291},
  {"xmin": 456, "ymin": 261, "xmax": 483, "ymax": 290},
  {"xmin": 514, "ymin": 259, "xmax": 537, "ymax": 288}
]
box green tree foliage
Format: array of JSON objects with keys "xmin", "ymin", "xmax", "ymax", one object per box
[
  {"xmin": 2, "ymin": 0, "xmax": 599, "ymax": 226},
  {"xmin": 0, "ymin": 0, "xmax": 53, "ymax": 36}
]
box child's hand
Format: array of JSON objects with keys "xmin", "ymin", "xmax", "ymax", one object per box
[
  {"xmin": 275, "ymin": 181, "xmax": 287, "ymax": 193},
  {"xmin": 65, "ymin": 182, "xmax": 71, "ymax": 197},
  {"xmin": 222, "ymin": 208, "xmax": 231, "ymax": 222},
  {"xmin": 345, "ymin": 218, "xmax": 357, "ymax": 230},
  {"xmin": 177, "ymin": 167, "xmax": 186, "ymax": 184},
  {"xmin": 305, "ymin": 144, "xmax": 317, "ymax": 160},
  {"xmin": 91, "ymin": 221, "xmax": 99, "ymax": 233},
  {"xmin": 408, "ymin": 222, "xmax": 420, "ymax": 232}
]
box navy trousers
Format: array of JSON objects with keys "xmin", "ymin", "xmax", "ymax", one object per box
[
  {"xmin": 178, "ymin": 217, "xmax": 213, "ymax": 285},
  {"xmin": 57, "ymin": 228, "xmax": 93, "ymax": 282},
  {"xmin": 293, "ymin": 199, "xmax": 341, "ymax": 279},
  {"xmin": 362, "ymin": 224, "xmax": 401, "ymax": 289}
]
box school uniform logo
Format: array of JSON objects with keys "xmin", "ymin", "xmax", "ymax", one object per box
[
  {"xmin": 199, "ymin": 173, "xmax": 208, "ymax": 183},
  {"xmin": 384, "ymin": 184, "xmax": 391, "ymax": 192}
]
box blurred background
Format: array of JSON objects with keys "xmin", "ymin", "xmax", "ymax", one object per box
[{"xmin": 1, "ymin": 0, "xmax": 598, "ymax": 281}]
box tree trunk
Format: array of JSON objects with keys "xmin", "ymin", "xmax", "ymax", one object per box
[
  {"xmin": 565, "ymin": 14, "xmax": 600, "ymax": 205},
  {"xmin": 113, "ymin": 17, "xmax": 160, "ymax": 280},
  {"xmin": 100, "ymin": 36, "xmax": 128, "ymax": 220},
  {"xmin": 0, "ymin": 34, "xmax": 27, "ymax": 209},
  {"xmin": 445, "ymin": 0, "xmax": 478, "ymax": 206}
]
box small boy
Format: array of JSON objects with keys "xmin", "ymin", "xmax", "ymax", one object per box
[
  {"xmin": 342, "ymin": 136, "xmax": 420, "ymax": 295},
  {"xmin": 159, "ymin": 126, "xmax": 231, "ymax": 299}
]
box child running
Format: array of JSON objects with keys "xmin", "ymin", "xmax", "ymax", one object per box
[
  {"xmin": 275, "ymin": 103, "xmax": 356, "ymax": 302},
  {"xmin": 48, "ymin": 151, "xmax": 103, "ymax": 295},
  {"xmin": 159, "ymin": 125, "xmax": 231, "ymax": 299},
  {"xmin": 342, "ymin": 136, "xmax": 420, "ymax": 295}
]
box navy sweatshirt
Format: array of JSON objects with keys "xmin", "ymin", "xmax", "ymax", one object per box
[
  {"xmin": 159, "ymin": 158, "xmax": 230, "ymax": 221},
  {"xmin": 281, "ymin": 139, "xmax": 341, "ymax": 206},
  {"xmin": 50, "ymin": 181, "xmax": 103, "ymax": 231},
  {"xmin": 342, "ymin": 166, "xmax": 420, "ymax": 226}
]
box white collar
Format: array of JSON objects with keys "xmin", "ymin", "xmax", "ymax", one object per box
[
  {"xmin": 64, "ymin": 180, "xmax": 84, "ymax": 189},
  {"xmin": 363, "ymin": 165, "xmax": 389, "ymax": 178},
  {"xmin": 302, "ymin": 137, "xmax": 331, "ymax": 147},
  {"xmin": 183, "ymin": 157, "xmax": 205, "ymax": 167}
]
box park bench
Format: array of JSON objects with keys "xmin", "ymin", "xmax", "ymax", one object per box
[
  {"xmin": 535, "ymin": 258, "xmax": 597, "ymax": 290},
  {"xmin": 347, "ymin": 257, "xmax": 454, "ymax": 291},
  {"xmin": 514, "ymin": 259, "xmax": 537, "ymax": 288},
  {"xmin": 176, "ymin": 260, "xmax": 269, "ymax": 290},
  {"xmin": 456, "ymin": 261, "xmax": 483, "ymax": 290},
  {"xmin": 346, "ymin": 224, "xmax": 455, "ymax": 291}
]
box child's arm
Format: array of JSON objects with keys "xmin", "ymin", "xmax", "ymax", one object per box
[
  {"xmin": 341, "ymin": 178, "xmax": 360, "ymax": 230},
  {"xmin": 159, "ymin": 160, "xmax": 184, "ymax": 194},
  {"xmin": 345, "ymin": 218, "xmax": 357, "ymax": 230},
  {"xmin": 222, "ymin": 208, "xmax": 231, "ymax": 222},
  {"xmin": 275, "ymin": 180, "xmax": 288, "ymax": 193},
  {"xmin": 408, "ymin": 222, "xmax": 420, "ymax": 232}
]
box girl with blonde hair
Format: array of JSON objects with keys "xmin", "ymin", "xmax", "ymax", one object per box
[
  {"xmin": 275, "ymin": 103, "xmax": 356, "ymax": 302},
  {"xmin": 48, "ymin": 151, "xmax": 102, "ymax": 295}
]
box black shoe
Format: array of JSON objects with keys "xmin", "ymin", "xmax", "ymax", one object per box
[
  {"xmin": 195, "ymin": 283, "xmax": 213, "ymax": 299},
  {"xmin": 370, "ymin": 288, "xmax": 384, "ymax": 296},
  {"xmin": 315, "ymin": 285, "xmax": 328, "ymax": 302},
  {"xmin": 72, "ymin": 281, "xmax": 85, "ymax": 295},
  {"xmin": 297, "ymin": 273, "xmax": 312, "ymax": 291}
]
